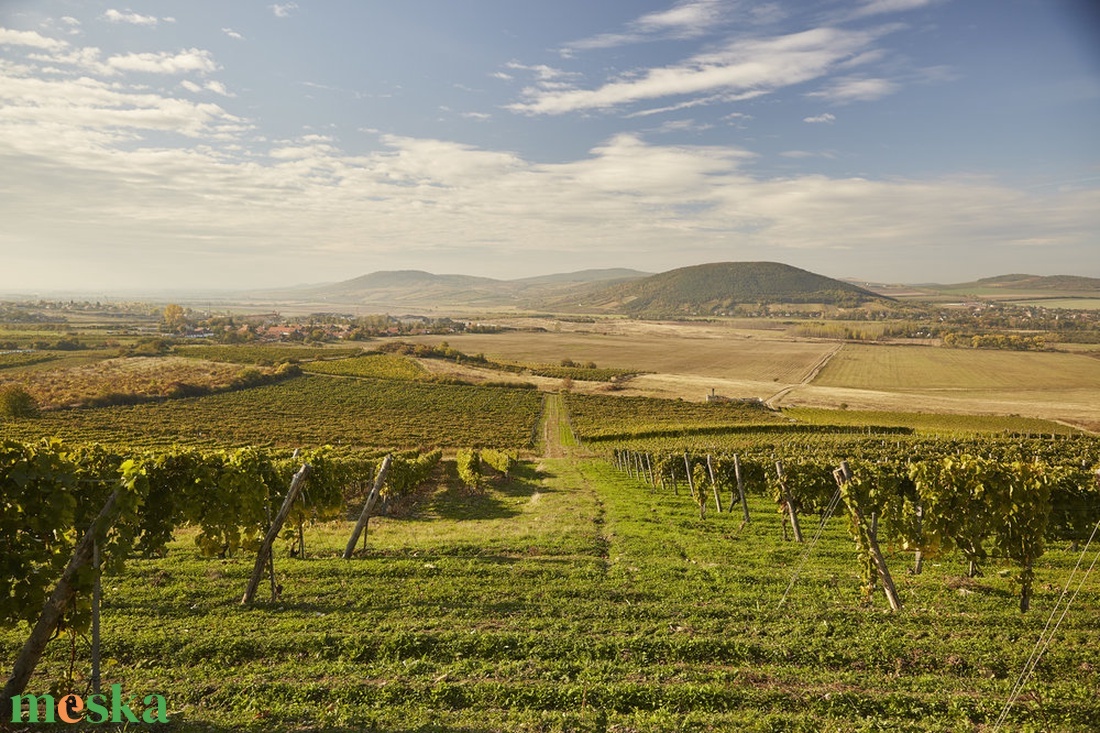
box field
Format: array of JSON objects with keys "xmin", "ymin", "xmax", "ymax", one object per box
[
  {"xmin": 404, "ymin": 325, "xmax": 837, "ymax": 385},
  {"xmin": 0, "ymin": 356, "xmax": 279, "ymax": 409},
  {"xmin": 792, "ymin": 344, "xmax": 1100, "ymax": 432},
  {"xmin": 4, "ymin": 448, "xmax": 1099, "ymax": 731},
  {"xmin": 4, "ymin": 307, "xmax": 1100, "ymax": 732},
  {"xmin": 811, "ymin": 345, "xmax": 1100, "ymax": 393},
  {"xmin": 0, "ymin": 375, "xmax": 543, "ymax": 450},
  {"xmin": 400, "ymin": 326, "xmax": 1100, "ymax": 431}
]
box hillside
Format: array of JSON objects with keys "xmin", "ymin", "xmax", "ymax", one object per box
[
  {"xmin": 963, "ymin": 274, "xmax": 1100, "ymax": 292},
  {"xmin": 579, "ymin": 262, "xmax": 886, "ymax": 316},
  {"xmin": 256, "ymin": 268, "xmax": 650, "ymax": 308}
]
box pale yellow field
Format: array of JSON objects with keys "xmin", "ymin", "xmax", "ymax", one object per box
[
  {"xmin": 813, "ymin": 344, "xmax": 1100, "ymax": 392},
  {"xmin": 788, "ymin": 344, "xmax": 1100, "ymax": 431},
  {"xmin": 405, "ymin": 320, "xmax": 836, "ymax": 384},
  {"xmin": 406, "ymin": 321, "xmax": 1100, "ymax": 432}
]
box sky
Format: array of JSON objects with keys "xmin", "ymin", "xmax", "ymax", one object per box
[{"xmin": 1, "ymin": 0, "xmax": 1098, "ymax": 293}]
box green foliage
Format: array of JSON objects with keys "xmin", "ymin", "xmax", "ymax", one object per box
[
  {"xmin": 0, "ymin": 384, "xmax": 39, "ymax": 418},
  {"xmin": 456, "ymin": 449, "xmax": 482, "ymax": 490},
  {"xmin": 480, "ymin": 448, "xmax": 517, "ymax": 477}
]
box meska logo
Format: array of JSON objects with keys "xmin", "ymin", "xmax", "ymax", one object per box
[{"xmin": 9, "ymin": 684, "xmax": 169, "ymax": 724}]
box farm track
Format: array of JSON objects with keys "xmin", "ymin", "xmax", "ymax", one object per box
[{"xmin": 764, "ymin": 342, "xmax": 843, "ymax": 408}]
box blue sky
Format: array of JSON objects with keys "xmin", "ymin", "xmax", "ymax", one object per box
[{"xmin": 1, "ymin": 0, "xmax": 1098, "ymax": 292}]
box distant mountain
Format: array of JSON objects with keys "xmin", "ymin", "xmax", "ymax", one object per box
[
  {"xmin": 268, "ymin": 267, "xmax": 651, "ymax": 308},
  {"xmin": 579, "ymin": 262, "xmax": 886, "ymax": 315},
  {"xmin": 962, "ymin": 274, "xmax": 1100, "ymax": 292}
]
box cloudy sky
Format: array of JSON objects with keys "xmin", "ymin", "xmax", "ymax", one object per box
[{"xmin": 1, "ymin": 0, "xmax": 1098, "ymax": 292}]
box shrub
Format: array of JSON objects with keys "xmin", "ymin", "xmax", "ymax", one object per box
[{"xmin": 0, "ymin": 386, "xmax": 39, "ymax": 418}]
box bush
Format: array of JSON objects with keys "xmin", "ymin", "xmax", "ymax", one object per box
[{"xmin": 0, "ymin": 386, "xmax": 39, "ymax": 418}]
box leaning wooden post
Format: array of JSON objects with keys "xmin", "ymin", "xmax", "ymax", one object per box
[
  {"xmin": 4, "ymin": 487, "xmax": 123, "ymax": 701},
  {"xmin": 734, "ymin": 454, "xmax": 750, "ymax": 526},
  {"xmin": 644, "ymin": 453, "xmax": 656, "ymax": 487},
  {"xmin": 343, "ymin": 455, "xmax": 392, "ymax": 559},
  {"xmin": 835, "ymin": 461, "xmax": 901, "ymax": 613},
  {"xmin": 913, "ymin": 503, "xmax": 924, "ymax": 575},
  {"xmin": 775, "ymin": 461, "xmax": 804, "ymax": 543},
  {"xmin": 242, "ymin": 463, "xmax": 312, "ymax": 605},
  {"xmin": 91, "ymin": 540, "xmax": 101, "ymax": 695},
  {"xmin": 706, "ymin": 454, "xmax": 722, "ymax": 513},
  {"xmin": 684, "ymin": 453, "xmax": 697, "ymax": 502}
]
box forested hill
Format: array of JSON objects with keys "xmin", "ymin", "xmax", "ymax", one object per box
[{"xmin": 581, "ymin": 262, "xmax": 886, "ymax": 315}]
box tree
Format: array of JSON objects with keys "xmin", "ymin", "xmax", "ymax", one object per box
[
  {"xmin": 0, "ymin": 386, "xmax": 39, "ymax": 418},
  {"xmin": 161, "ymin": 304, "xmax": 188, "ymax": 333}
]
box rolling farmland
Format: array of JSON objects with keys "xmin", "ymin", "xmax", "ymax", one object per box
[{"xmin": 4, "ymin": 302, "xmax": 1100, "ymax": 732}]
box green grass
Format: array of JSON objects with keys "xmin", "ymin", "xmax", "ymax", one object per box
[{"xmin": 5, "ymin": 458, "xmax": 1099, "ymax": 731}]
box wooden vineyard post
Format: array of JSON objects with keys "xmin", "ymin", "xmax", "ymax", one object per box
[
  {"xmin": 4, "ymin": 487, "xmax": 122, "ymax": 701},
  {"xmin": 343, "ymin": 455, "xmax": 393, "ymax": 559},
  {"xmin": 835, "ymin": 461, "xmax": 901, "ymax": 613},
  {"xmin": 775, "ymin": 461, "xmax": 804, "ymax": 543},
  {"xmin": 91, "ymin": 540, "xmax": 101, "ymax": 695},
  {"xmin": 644, "ymin": 453, "xmax": 656, "ymax": 487},
  {"xmin": 242, "ymin": 464, "xmax": 312, "ymax": 605},
  {"xmin": 684, "ymin": 453, "xmax": 697, "ymax": 502},
  {"xmin": 913, "ymin": 503, "xmax": 924, "ymax": 575},
  {"xmin": 734, "ymin": 454, "xmax": 750, "ymax": 527},
  {"xmin": 706, "ymin": 454, "xmax": 722, "ymax": 513}
]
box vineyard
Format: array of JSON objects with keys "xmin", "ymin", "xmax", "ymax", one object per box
[
  {"xmin": 300, "ymin": 353, "xmax": 429, "ymax": 381},
  {"xmin": 0, "ymin": 376, "xmax": 543, "ymax": 450},
  {"xmin": 3, "ymin": 437, "xmax": 1099, "ymax": 731},
  {"xmin": 174, "ymin": 345, "xmax": 363, "ymax": 365},
  {"xmin": 3, "ymin": 324, "xmax": 1100, "ymax": 730}
]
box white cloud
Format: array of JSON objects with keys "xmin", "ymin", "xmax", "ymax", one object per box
[
  {"xmin": 0, "ymin": 27, "xmax": 68, "ymax": 51},
  {"xmin": 270, "ymin": 3, "xmax": 299, "ymax": 19},
  {"xmin": 808, "ymin": 75, "xmax": 898, "ymax": 103},
  {"xmin": 504, "ymin": 61, "xmax": 579, "ymax": 82},
  {"xmin": 564, "ymin": 0, "xmax": 731, "ymax": 53},
  {"xmin": 0, "ymin": 29, "xmax": 1094, "ymax": 289},
  {"xmin": 105, "ymin": 49, "xmax": 218, "ymax": 75},
  {"xmin": 102, "ymin": 9, "xmax": 160, "ymax": 26},
  {"xmin": 852, "ymin": 0, "xmax": 940, "ymax": 19},
  {"xmin": 635, "ymin": 0, "xmax": 726, "ymax": 32},
  {"xmin": 490, "ymin": 71, "xmax": 513, "ymax": 81},
  {"xmin": 512, "ymin": 27, "xmax": 887, "ymax": 115},
  {"xmin": 204, "ymin": 80, "xmax": 231, "ymax": 96},
  {"xmin": 60, "ymin": 17, "xmax": 81, "ymax": 27},
  {"xmin": 460, "ymin": 112, "xmax": 491, "ymax": 121},
  {"xmin": 1, "ymin": 96, "xmax": 1096, "ymax": 288},
  {"xmin": 222, "ymin": 28, "xmax": 244, "ymax": 40},
  {"xmin": 803, "ymin": 113, "xmax": 836, "ymax": 123}
]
